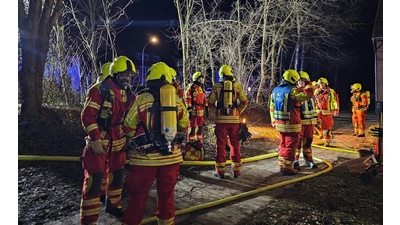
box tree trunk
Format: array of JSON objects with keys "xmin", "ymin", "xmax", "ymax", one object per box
[{"xmin": 18, "ymin": 0, "xmax": 63, "ymax": 119}]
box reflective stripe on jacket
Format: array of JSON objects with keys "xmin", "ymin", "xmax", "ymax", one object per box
[{"xmin": 300, "ymin": 97, "xmax": 318, "ymax": 125}]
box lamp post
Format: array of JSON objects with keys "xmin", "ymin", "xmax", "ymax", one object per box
[{"xmin": 141, "ymin": 36, "xmax": 158, "ymax": 85}]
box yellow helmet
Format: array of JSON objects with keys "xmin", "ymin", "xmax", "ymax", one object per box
[
  {"xmin": 219, "ymin": 65, "xmax": 234, "ymax": 79},
  {"xmin": 146, "ymin": 62, "xmax": 173, "ymax": 83},
  {"xmin": 169, "ymin": 67, "xmax": 177, "ymax": 82},
  {"xmin": 317, "ymin": 77, "xmax": 329, "ymax": 85},
  {"xmin": 351, "ymin": 83, "xmax": 362, "ymax": 91},
  {"xmin": 98, "ymin": 62, "xmax": 111, "ymax": 82},
  {"xmin": 192, "ymin": 72, "xmax": 203, "ymax": 81},
  {"xmin": 110, "ymin": 56, "xmax": 136, "ymax": 88},
  {"xmin": 282, "ymin": 69, "xmax": 300, "ymax": 84},
  {"xmin": 299, "ymin": 71, "xmax": 310, "ymax": 81},
  {"xmin": 110, "ymin": 56, "xmax": 136, "ymax": 76}
]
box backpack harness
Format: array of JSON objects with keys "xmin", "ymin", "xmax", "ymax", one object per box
[
  {"xmin": 216, "ymin": 81, "xmax": 238, "ymax": 115},
  {"xmin": 96, "ymin": 80, "xmax": 134, "ymax": 132},
  {"xmin": 128, "ymin": 88, "xmax": 180, "ymax": 156}
]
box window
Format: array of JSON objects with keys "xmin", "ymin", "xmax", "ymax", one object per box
[{"xmin": 138, "ymin": 53, "xmax": 149, "ymax": 61}]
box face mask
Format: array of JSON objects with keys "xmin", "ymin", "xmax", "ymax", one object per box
[{"xmin": 116, "ymin": 71, "xmax": 133, "ymax": 88}]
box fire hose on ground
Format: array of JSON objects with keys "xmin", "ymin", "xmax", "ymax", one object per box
[{"xmin": 19, "ymin": 143, "xmax": 362, "ymax": 224}]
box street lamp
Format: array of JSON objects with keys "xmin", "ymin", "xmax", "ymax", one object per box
[{"xmin": 141, "ymin": 36, "xmax": 158, "ymax": 85}]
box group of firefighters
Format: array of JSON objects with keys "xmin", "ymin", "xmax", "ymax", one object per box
[{"xmin": 79, "ymin": 55, "xmax": 369, "ymax": 225}]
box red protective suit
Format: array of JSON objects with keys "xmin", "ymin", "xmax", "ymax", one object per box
[
  {"xmin": 121, "ymin": 84, "xmax": 189, "ymax": 225},
  {"xmin": 295, "ymin": 96, "xmax": 318, "ymax": 168},
  {"xmin": 80, "ymin": 78, "xmax": 135, "ymax": 224},
  {"xmin": 185, "ymin": 82, "xmax": 208, "ymax": 142},
  {"xmin": 208, "ymin": 81, "xmax": 248, "ymax": 178},
  {"xmin": 270, "ymin": 82, "xmax": 314, "ymax": 175},
  {"xmin": 350, "ymin": 91, "xmax": 369, "ymax": 136},
  {"xmin": 314, "ymin": 86, "xmax": 339, "ymax": 146}
]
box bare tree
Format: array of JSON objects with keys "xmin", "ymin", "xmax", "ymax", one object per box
[
  {"xmin": 170, "ymin": 0, "xmax": 369, "ymax": 104},
  {"xmin": 20, "ymin": 0, "xmax": 136, "ymax": 112},
  {"xmin": 18, "ymin": 0, "xmax": 64, "ymax": 119}
]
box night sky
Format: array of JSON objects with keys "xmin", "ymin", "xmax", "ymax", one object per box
[{"xmin": 116, "ymin": 0, "xmax": 380, "ymax": 109}]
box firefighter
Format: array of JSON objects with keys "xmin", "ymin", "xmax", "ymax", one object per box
[
  {"xmin": 269, "ymin": 69, "xmax": 315, "ymax": 175},
  {"xmin": 208, "ymin": 65, "xmax": 248, "ymax": 179},
  {"xmin": 121, "ymin": 62, "xmax": 189, "ymax": 225},
  {"xmin": 170, "ymin": 67, "xmax": 185, "ymax": 99},
  {"xmin": 314, "ymin": 77, "xmax": 340, "ymax": 146},
  {"xmin": 80, "ymin": 56, "xmax": 136, "ymax": 224},
  {"xmin": 350, "ymin": 83, "xmax": 369, "ymax": 137},
  {"xmin": 294, "ymin": 71, "xmax": 318, "ymax": 170},
  {"xmin": 185, "ymin": 71, "xmax": 209, "ymax": 143}
]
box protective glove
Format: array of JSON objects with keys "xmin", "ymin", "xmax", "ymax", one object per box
[
  {"xmin": 238, "ymin": 123, "xmax": 252, "ymax": 144},
  {"xmin": 205, "ymin": 106, "xmax": 209, "ymax": 118},
  {"xmin": 333, "ymin": 110, "xmax": 339, "ymax": 117},
  {"xmin": 92, "ymin": 139, "xmax": 106, "ymax": 155}
]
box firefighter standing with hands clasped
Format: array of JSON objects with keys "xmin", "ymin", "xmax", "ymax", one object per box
[
  {"xmin": 80, "ymin": 56, "xmax": 136, "ymax": 224},
  {"xmin": 208, "ymin": 65, "xmax": 248, "ymax": 179},
  {"xmin": 269, "ymin": 69, "xmax": 315, "ymax": 175},
  {"xmin": 314, "ymin": 77, "xmax": 340, "ymax": 146},
  {"xmin": 350, "ymin": 83, "xmax": 369, "ymax": 137},
  {"xmin": 294, "ymin": 71, "xmax": 319, "ymax": 170},
  {"xmin": 121, "ymin": 62, "xmax": 189, "ymax": 225}
]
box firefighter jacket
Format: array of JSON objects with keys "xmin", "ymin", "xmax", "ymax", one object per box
[
  {"xmin": 123, "ymin": 90, "xmax": 189, "ymax": 166},
  {"xmin": 208, "ymin": 81, "xmax": 248, "ymax": 124},
  {"xmin": 300, "ymin": 96, "xmax": 318, "ymax": 125},
  {"xmin": 314, "ymin": 87, "xmax": 340, "ymax": 115},
  {"xmin": 350, "ymin": 91, "xmax": 369, "ymax": 113},
  {"xmin": 81, "ymin": 79, "xmax": 135, "ymax": 152},
  {"xmin": 172, "ymin": 82, "xmax": 184, "ymax": 99},
  {"xmin": 269, "ymin": 83, "xmax": 315, "ymax": 133},
  {"xmin": 185, "ymin": 82, "xmax": 208, "ymax": 117}
]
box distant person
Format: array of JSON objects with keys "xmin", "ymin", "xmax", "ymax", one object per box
[
  {"xmin": 314, "ymin": 77, "xmax": 340, "ymax": 146},
  {"xmin": 185, "ymin": 71, "xmax": 208, "ymax": 143},
  {"xmin": 294, "ymin": 71, "xmax": 318, "ymax": 170},
  {"xmin": 208, "ymin": 65, "xmax": 248, "ymax": 178},
  {"xmin": 269, "ymin": 69, "xmax": 314, "ymax": 175},
  {"xmin": 170, "ymin": 67, "xmax": 185, "ymax": 100},
  {"xmin": 80, "ymin": 56, "xmax": 136, "ymax": 224},
  {"xmin": 350, "ymin": 83, "xmax": 369, "ymax": 137},
  {"xmin": 121, "ymin": 62, "xmax": 189, "ymax": 225}
]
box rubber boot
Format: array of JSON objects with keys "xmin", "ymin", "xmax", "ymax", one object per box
[
  {"xmin": 293, "ymin": 160, "xmax": 301, "ymax": 171},
  {"xmin": 305, "ymin": 160, "xmax": 317, "ymax": 169},
  {"xmin": 105, "ymin": 199, "xmax": 124, "ymax": 218}
]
